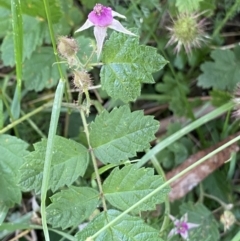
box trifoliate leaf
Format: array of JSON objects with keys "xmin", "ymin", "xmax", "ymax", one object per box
[
  {"xmin": 19, "ymin": 136, "xmax": 89, "ymax": 194},
  {"xmin": 46, "ymin": 186, "xmax": 99, "ymax": 229},
  {"xmin": 22, "ymin": 47, "xmax": 65, "ymax": 91},
  {"xmin": 75, "ymin": 209, "xmax": 164, "ymax": 241},
  {"xmin": 0, "ymin": 135, "xmax": 29, "ymax": 208},
  {"xmin": 180, "ymin": 202, "xmax": 220, "ymax": 241},
  {"xmin": 89, "ymin": 105, "xmax": 159, "ymax": 164},
  {"xmin": 176, "ymin": 0, "xmax": 203, "ymax": 12},
  {"xmin": 100, "ymin": 32, "xmax": 167, "ymax": 102},
  {"xmin": 198, "ymin": 47, "xmax": 240, "ymax": 91},
  {"xmin": 103, "ymin": 164, "xmax": 170, "ymax": 213}
]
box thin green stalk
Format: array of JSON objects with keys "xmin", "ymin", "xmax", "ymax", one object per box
[
  {"xmin": 0, "ymin": 223, "xmax": 75, "ymax": 241},
  {"xmin": 137, "ymin": 101, "xmax": 233, "ymax": 168},
  {"xmin": 11, "ymin": 0, "xmax": 23, "ymax": 119},
  {"xmin": 0, "ymin": 88, "xmax": 19, "ymax": 137},
  {"xmin": 90, "ymin": 131, "xmax": 240, "ymax": 239},
  {"xmin": 42, "ymin": 0, "xmax": 71, "ymax": 104},
  {"xmin": 204, "ymin": 193, "xmax": 230, "ymax": 210},
  {"xmin": 40, "ymin": 80, "xmax": 65, "ymax": 241},
  {"xmin": 4, "ymin": 93, "xmax": 46, "ymax": 138},
  {"xmin": 42, "ymin": 0, "xmax": 64, "ymax": 80},
  {"xmin": 0, "ymin": 104, "xmax": 50, "ymax": 134},
  {"xmin": 79, "ymin": 109, "xmax": 107, "ymax": 211},
  {"xmin": 150, "ymin": 156, "xmax": 170, "ymax": 235},
  {"xmin": 212, "ymin": 0, "xmax": 240, "ymax": 38}
]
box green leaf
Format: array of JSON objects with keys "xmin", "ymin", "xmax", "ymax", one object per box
[
  {"xmin": 0, "ymin": 204, "xmax": 8, "ymax": 225},
  {"xmin": 75, "ymin": 209, "xmax": 163, "ymax": 241},
  {"xmin": 180, "ymin": 202, "xmax": 220, "ymax": 241},
  {"xmin": 22, "ymin": 46, "xmax": 64, "ymax": 91},
  {"xmin": 0, "ymin": 7, "xmax": 11, "ymax": 38},
  {"xmin": 198, "ymin": 47, "xmax": 240, "ymax": 91},
  {"xmin": 1, "ymin": 15, "xmax": 47, "ymax": 67},
  {"xmin": 103, "ymin": 164, "xmax": 170, "ymax": 213},
  {"xmin": 0, "ymin": 135, "xmax": 29, "ymax": 207},
  {"xmin": 75, "ymin": 35, "xmax": 97, "ymax": 65},
  {"xmin": 100, "ymin": 32, "xmax": 167, "ymax": 102},
  {"xmin": 21, "ymin": 0, "xmax": 62, "ymax": 23},
  {"xmin": 19, "ymin": 136, "xmax": 89, "ymax": 194},
  {"xmin": 232, "ymin": 230, "xmax": 240, "ymax": 241},
  {"xmin": 89, "ymin": 105, "xmax": 159, "ymax": 164},
  {"xmin": 46, "ymin": 186, "xmax": 99, "ymax": 229},
  {"xmin": 176, "ymin": 0, "xmax": 203, "ymax": 12},
  {"xmin": 155, "ymin": 73, "xmax": 190, "ymax": 116},
  {"xmin": 0, "ymin": 97, "xmax": 3, "ymax": 129}
]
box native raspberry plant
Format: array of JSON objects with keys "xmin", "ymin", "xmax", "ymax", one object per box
[{"xmin": 1, "ymin": 1, "xmax": 240, "ymax": 241}]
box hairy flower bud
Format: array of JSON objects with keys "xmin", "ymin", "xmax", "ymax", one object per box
[
  {"xmin": 73, "ymin": 70, "xmax": 92, "ymax": 91},
  {"xmin": 220, "ymin": 210, "xmax": 236, "ymax": 231},
  {"xmin": 166, "ymin": 12, "xmax": 207, "ymax": 54},
  {"xmin": 57, "ymin": 36, "xmax": 78, "ymax": 66}
]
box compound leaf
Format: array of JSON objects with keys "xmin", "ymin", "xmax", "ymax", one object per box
[
  {"xmin": 198, "ymin": 47, "xmax": 240, "ymax": 91},
  {"xmin": 100, "ymin": 32, "xmax": 167, "ymax": 102},
  {"xmin": 46, "ymin": 186, "xmax": 99, "ymax": 229},
  {"xmin": 0, "ymin": 135, "xmax": 29, "ymax": 208},
  {"xmin": 89, "ymin": 105, "xmax": 159, "ymax": 164},
  {"xmin": 75, "ymin": 209, "xmax": 164, "ymax": 241},
  {"xmin": 19, "ymin": 136, "xmax": 89, "ymax": 194},
  {"xmin": 103, "ymin": 164, "xmax": 170, "ymax": 213}
]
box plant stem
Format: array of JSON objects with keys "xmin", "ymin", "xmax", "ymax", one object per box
[
  {"xmin": 0, "ymin": 88, "xmax": 19, "ymax": 137},
  {"xmin": 204, "ymin": 193, "xmax": 230, "ymax": 210},
  {"xmin": 150, "ymin": 156, "xmax": 170, "ymax": 235},
  {"xmin": 90, "ymin": 131, "xmax": 240, "ymax": 239},
  {"xmin": 79, "ymin": 108, "xmax": 107, "ymax": 211},
  {"xmin": 212, "ymin": 0, "xmax": 240, "ymax": 38},
  {"xmin": 40, "ymin": 80, "xmax": 65, "ymax": 241},
  {"xmin": 0, "ymin": 104, "xmax": 50, "ymax": 134},
  {"xmin": 137, "ymin": 101, "xmax": 233, "ymax": 168}
]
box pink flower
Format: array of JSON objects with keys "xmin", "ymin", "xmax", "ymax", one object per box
[
  {"xmin": 75, "ymin": 3, "xmax": 136, "ymax": 59},
  {"xmin": 168, "ymin": 213, "xmax": 199, "ymax": 240}
]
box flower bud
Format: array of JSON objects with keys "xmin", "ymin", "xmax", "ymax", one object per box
[
  {"xmin": 73, "ymin": 70, "xmax": 92, "ymax": 91},
  {"xmin": 220, "ymin": 210, "xmax": 236, "ymax": 231},
  {"xmin": 57, "ymin": 36, "xmax": 78, "ymax": 57}
]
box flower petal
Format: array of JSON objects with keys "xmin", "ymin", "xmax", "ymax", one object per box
[
  {"xmin": 93, "ymin": 26, "xmax": 108, "ymax": 59},
  {"xmin": 168, "ymin": 228, "xmax": 178, "ymax": 238},
  {"xmin": 180, "ymin": 231, "xmax": 189, "ymax": 240},
  {"xmin": 112, "ymin": 10, "xmax": 126, "ymax": 19},
  {"xmin": 187, "ymin": 222, "xmax": 200, "ymax": 229},
  {"xmin": 181, "ymin": 213, "xmax": 188, "ymax": 222},
  {"xmin": 75, "ymin": 19, "xmax": 94, "ymax": 33},
  {"xmin": 108, "ymin": 19, "xmax": 137, "ymax": 36}
]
